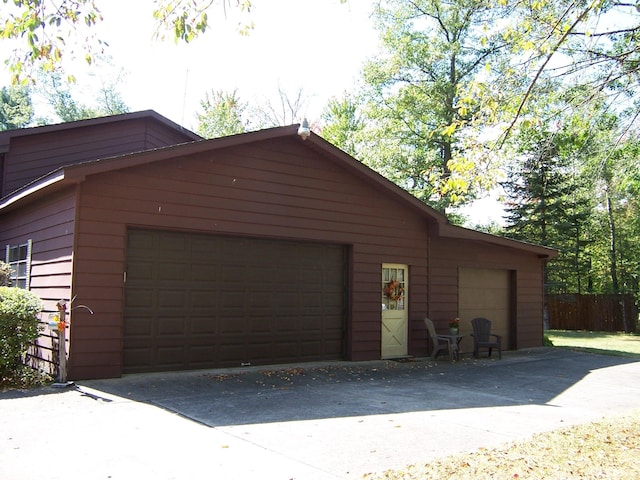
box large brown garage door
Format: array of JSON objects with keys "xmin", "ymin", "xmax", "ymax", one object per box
[{"xmin": 124, "ymin": 229, "xmax": 347, "ymax": 373}]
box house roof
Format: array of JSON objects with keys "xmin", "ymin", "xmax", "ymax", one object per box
[
  {"xmin": 0, "ymin": 110, "xmax": 201, "ymax": 152},
  {"xmin": 0, "ymin": 115, "xmax": 557, "ymax": 259}
]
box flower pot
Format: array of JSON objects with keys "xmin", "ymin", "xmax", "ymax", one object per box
[{"xmin": 449, "ymin": 327, "xmax": 458, "ymax": 336}]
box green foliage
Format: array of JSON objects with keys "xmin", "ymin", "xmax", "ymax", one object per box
[
  {"xmin": 320, "ymin": 94, "xmax": 363, "ymax": 157},
  {"xmin": 357, "ymin": 0, "xmax": 510, "ymax": 211},
  {"xmin": 1, "ymin": 0, "xmax": 104, "ymax": 83},
  {"xmin": 153, "ymin": 0, "xmax": 254, "ymax": 42},
  {"xmin": 583, "ymin": 128, "xmax": 640, "ymax": 296},
  {"xmin": 197, "ymin": 89, "xmax": 247, "ymax": 139},
  {"xmin": 1, "ymin": 364, "xmax": 52, "ymax": 390},
  {"xmin": 502, "ymin": 108, "xmax": 596, "ymax": 293},
  {"xmin": 37, "ymin": 70, "xmax": 129, "ymax": 122},
  {"xmin": 0, "ymin": 286, "xmax": 43, "ymax": 378},
  {"xmin": 196, "ymin": 86, "xmax": 311, "ymax": 137},
  {"xmin": 0, "ymin": 85, "xmax": 33, "ymax": 130},
  {"xmin": 0, "ymin": 261, "xmax": 11, "ymax": 286},
  {"xmin": 1, "ymin": 0, "xmax": 255, "ymax": 83},
  {"xmin": 497, "ymin": 0, "xmax": 640, "ymax": 142}
]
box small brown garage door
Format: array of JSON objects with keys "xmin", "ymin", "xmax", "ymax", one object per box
[
  {"xmin": 458, "ymin": 267, "xmax": 512, "ymax": 349},
  {"xmin": 124, "ymin": 229, "xmax": 347, "ymax": 373}
]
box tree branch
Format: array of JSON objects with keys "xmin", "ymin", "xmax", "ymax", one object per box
[{"xmin": 498, "ymin": 3, "xmax": 596, "ymax": 147}]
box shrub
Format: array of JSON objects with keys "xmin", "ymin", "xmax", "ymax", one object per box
[
  {"xmin": 0, "ymin": 286, "xmax": 43, "ymax": 378},
  {"xmin": 0, "ymin": 261, "xmax": 11, "ymax": 286}
]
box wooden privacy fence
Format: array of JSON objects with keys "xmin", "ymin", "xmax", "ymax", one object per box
[{"xmin": 547, "ymin": 294, "xmax": 638, "ymax": 333}]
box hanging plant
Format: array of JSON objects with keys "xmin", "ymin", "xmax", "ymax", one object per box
[{"xmin": 384, "ymin": 279, "xmax": 404, "ymax": 301}]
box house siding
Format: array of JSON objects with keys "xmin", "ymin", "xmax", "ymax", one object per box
[
  {"xmin": 1, "ymin": 118, "xmax": 198, "ymax": 197},
  {"xmin": 0, "ymin": 188, "xmax": 76, "ymax": 374},
  {"xmin": 69, "ymin": 137, "xmax": 431, "ymax": 378}
]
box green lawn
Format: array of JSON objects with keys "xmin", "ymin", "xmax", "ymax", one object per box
[{"xmin": 546, "ymin": 329, "xmax": 640, "ymax": 358}]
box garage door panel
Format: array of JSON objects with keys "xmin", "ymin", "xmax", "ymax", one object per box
[
  {"xmin": 191, "ymin": 264, "xmax": 214, "ymax": 281},
  {"xmin": 125, "ymin": 288, "xmax": 153, "ymax": 307},
  {"xmin": 189, "ymin": 348, "xmax": 215, "ymax": 364},
  {"xmin": 219, "ymin": 316, "xmax": 245, "ymax": 334},
  {"xmin": 156, "ymin": 316, "xmax": 186, "ymax": 335},
  {"xmin": 123, "ymin": 348, "xmax": 152, "ymax": 368},
  {"xmin": 127, "ymin": 230, "xmax": 155, "ymax": 250},
  {"xmin": 155, "ymin": 346, "xmax": 185, "ymax": 365},
  {"xmin": 127, "ymin": 262, "xmax": 155, "ymax": 281},
  {"xmin": 124, "ymin": 316, "xmax": 152, "ymax": 336},
  {"xmin": 157, "ymin": 290, "xmax": 186, "ymax": 307},
  {"xmin": 158, "ymin": 232, "xmax": 187, "ymax": 251},
  {"xmin": 190, "ymin": 318, "xmax": 217, "ymax": 334},
  {"xmin": 190, "ymin": 291, "xmax": 217, "ymax": 308},
  {"xmin": 249, "ymin": 292, "xmax": 273, "ymax": 308}
]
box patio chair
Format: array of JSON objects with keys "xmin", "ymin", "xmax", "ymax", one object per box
[
  {"xmin": 424, "ymin": 317, "xmax": 458, "ymax": 360},
  {"xmin": 471, "ymin": 317, "xmax": 502, "ymax": 359}
]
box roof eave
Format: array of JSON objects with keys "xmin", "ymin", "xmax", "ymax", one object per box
[
  {"xmin": 438, "ymin": 223, "xmax": 559, "ymax": 258},
  {"xmin": 0, "ymin": 110, "xmax": 202, "ymax": 148},
  {"xmin": 0, "ymin": 171, "xmax": 77, "ymax": 212}
]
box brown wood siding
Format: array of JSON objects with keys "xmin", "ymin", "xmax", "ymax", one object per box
[
  {"xmin": 430, "ymin": 236, "xmax": 545, "ymax": 350},
  {"xmin": 0, "ymin": 153, "xmax": 4, "ymax": 198},
  {"xmin": 0, "ymin": 188, "xmax": 76, "ymax": 374},
  {"xmin": 70, "ymin": 137, "xmax": 431, "ymax": 378},
  {"xmin": 2, "ymin": 118, "xmax": 196, "ymax": 196}
]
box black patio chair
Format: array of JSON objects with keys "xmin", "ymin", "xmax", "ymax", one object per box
[
  {"xmin": 471, "ymin": 317, "xmax": 502, "ymax": 359},
  {"xmin": 424, "ymin": 317, "xmax": 458, "ymax": 360}
]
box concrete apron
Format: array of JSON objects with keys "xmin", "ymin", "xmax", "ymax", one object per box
[{"xmin": 2, "ymin": 348, "xmax": 640, "ymax": 480}]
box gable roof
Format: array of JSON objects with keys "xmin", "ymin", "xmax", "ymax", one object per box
[
  {"xmin": 0, "ymin": 117, "xmax": 557, "ymax": 259},
  {"xmin": 0, "ymin": 110, "xmax": 201, "ymax": 152}
]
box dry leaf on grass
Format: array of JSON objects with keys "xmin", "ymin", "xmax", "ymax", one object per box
[{"xmin": 365, "ymin": 410, "xmax": 640, "ymax": 480}]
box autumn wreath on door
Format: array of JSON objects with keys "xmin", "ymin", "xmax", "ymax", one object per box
[{"xmin": 384, "ymin": 279, "xmax": 404, "ymax": 301}]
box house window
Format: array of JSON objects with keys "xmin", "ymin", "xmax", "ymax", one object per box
[{"xmin": 5, "ymin": 240, "xmax": 32, "ymax": 289}]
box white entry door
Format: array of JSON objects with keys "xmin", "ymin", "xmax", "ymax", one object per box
[{"xmin": 381, "ymin": 264, "xmax": 408, "ymax": 358}]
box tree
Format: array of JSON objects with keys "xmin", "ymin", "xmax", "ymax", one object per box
[
  {"xmin": 584, "ymin": 120, "xmax": 640, "ymax": 299},
  {"xmin": 250, "ymin": 86, "xmax": 310, "ymax": 129},
  {"xmin": 501, "ymin": 116, "xmax": 592, "ymax": 293},
  {"xmin": 38, "ymin": 70, "xmax": 129, "ymax": 122},
  {"xmin": 357, "ymin": 0, "xmax": 510, "ymax": 211},
  {"xmin": 0, "ymin": 85, "xmax": 33, "ymax": 130},
  {"xmin": 499, "ymin": 0, "xmax": 640, "ymax": 142},
  {"xmin": 195, "ymin": 86, "xmax": 311, "ymax": 138},
  {"xmin": 196, "ymin": 89, "xmax": 247, "ymax": 138},
  {"xmin": 319, "ymin": 93, "xmax": 363, "ymax": 157}
]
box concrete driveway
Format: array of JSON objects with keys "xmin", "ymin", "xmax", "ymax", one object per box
[{"xmin": 2, "ymin": 348, "xmax": 640, "ymax": 479}]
